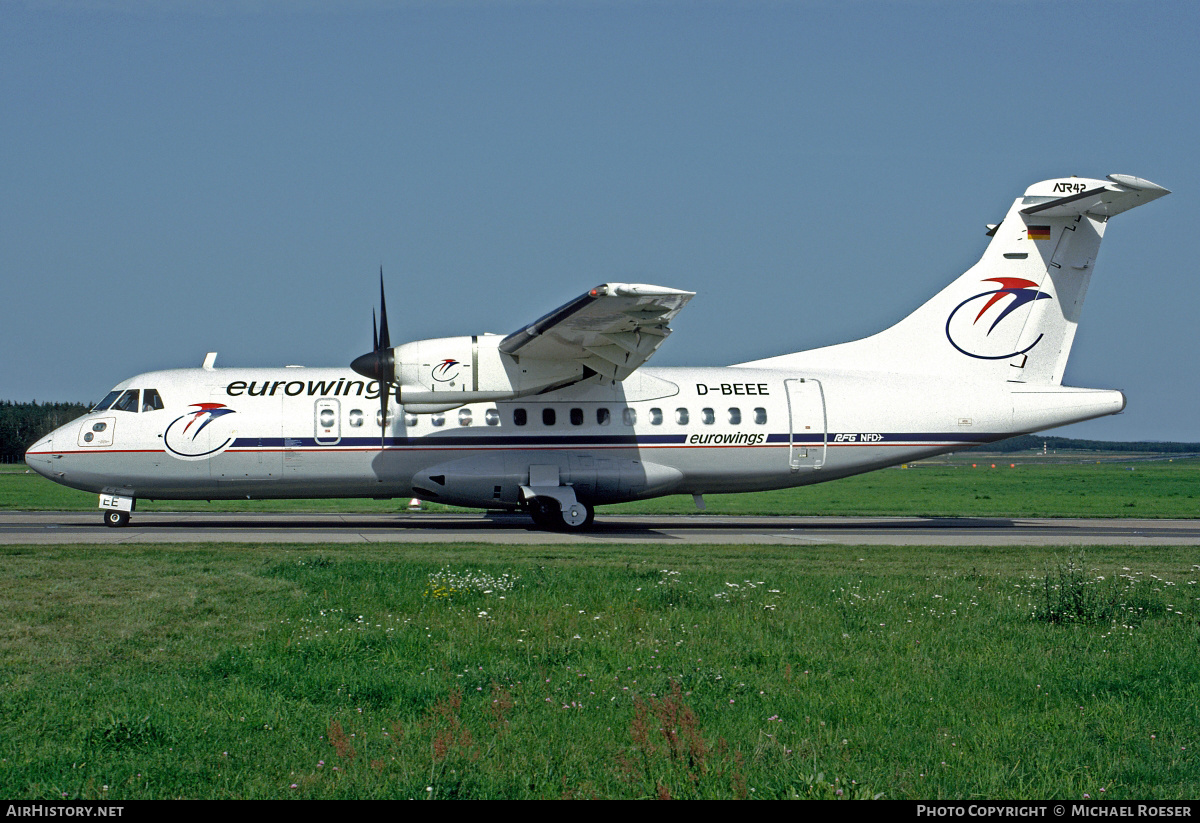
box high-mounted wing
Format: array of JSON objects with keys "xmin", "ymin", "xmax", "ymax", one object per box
[{"xmin": 499, "ymin": 283, "xmax": 695, "ymax": 380}]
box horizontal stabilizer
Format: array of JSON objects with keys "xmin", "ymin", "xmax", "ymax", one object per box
[{"xmin": 1020, "ymin": 174, "xmax": 1170, "ymax": 218}]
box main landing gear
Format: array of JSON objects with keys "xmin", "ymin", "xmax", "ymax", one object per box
[
  {"xmin": 520, "ymin": 464, "xmax": 595, "ymax": 531},
  {"xmin": 526, "ymin": 496, "xmax": 596, "ymax": 531}
]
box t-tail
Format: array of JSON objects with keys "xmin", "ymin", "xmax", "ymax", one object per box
[{"xmin": 747, "ymin": 174, "xmax": 1170, "ymax": 386}]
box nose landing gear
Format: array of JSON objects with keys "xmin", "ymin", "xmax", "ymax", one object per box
[
  {"xmin": 103, "ymin": 509, "xmax": 130, "ymax": 527},
  {"xmin": 99, "ymin": 492, "xmax": 135, "ymax": 527}
]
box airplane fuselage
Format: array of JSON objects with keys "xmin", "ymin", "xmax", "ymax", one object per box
[{"xmin": 24, "ymin": 363, "xmax": 1123, "ymax": 509}]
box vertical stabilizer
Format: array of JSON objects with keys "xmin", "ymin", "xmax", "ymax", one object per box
[{"xmin": 743, "ymin": 174, "xmax": 1169, "ymax": 385}]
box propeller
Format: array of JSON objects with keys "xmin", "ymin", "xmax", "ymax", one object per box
[{"xmin": 351, "ymin": 269, "xmax": 397, "ymax": 448}]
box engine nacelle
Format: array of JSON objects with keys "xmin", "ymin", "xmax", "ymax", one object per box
[{"xmin": 390, "ymin": 335, "xmax": 585, "ymax": 409}]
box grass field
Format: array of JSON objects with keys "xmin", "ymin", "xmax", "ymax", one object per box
[
  {"xmin": 3, "ymin": 458, "xmax": 1196, "ymax": 798},
  {"xmin": 0, "ymin": 541, "xmax": 1196, "ymax": 799},
  {"xmin": 3, "ymin": 456, "xmax": 1198, "ymax": 519}
]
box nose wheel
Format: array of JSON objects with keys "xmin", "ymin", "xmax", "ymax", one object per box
[{"xmin": 103, "ymin": 509, "xmax": 130, "ymax": 527}]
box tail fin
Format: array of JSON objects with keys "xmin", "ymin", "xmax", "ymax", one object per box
[{"xmin": 748, "ymin": 174, "xmax": 1169, "ymax": 384}]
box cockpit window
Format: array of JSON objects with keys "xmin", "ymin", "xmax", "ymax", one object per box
[
  {"xmin": 142, "ymin": 389, "xmax": 164, "ymax": 412},
  {"xmin": 92, "ymin": 390, "xmax": 122, "ymax": 412},
  {"xmin": 110, "ymin": 390, "xmax": 140, "ymax": 413}
]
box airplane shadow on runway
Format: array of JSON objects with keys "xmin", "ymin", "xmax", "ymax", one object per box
[{"xmin": 134, "ymin": 512, "xmax": 1019, "ymax": 537}]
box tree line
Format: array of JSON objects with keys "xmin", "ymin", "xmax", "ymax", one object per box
[
  {"xmin": 0, "ymin": 401, "xmax": 92, "ymax": 463},
  {"xmin": 979, "ymin": 433, "xmax": 1200, "ymax": 454}
]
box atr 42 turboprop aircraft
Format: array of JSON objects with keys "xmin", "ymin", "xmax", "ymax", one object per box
[{"xmin": 26, "ymin": 174, "xmax": 1169, "ymax": 529}]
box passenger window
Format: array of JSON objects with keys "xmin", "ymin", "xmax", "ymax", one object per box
[
  {"xmin": 649, "ymin": 408, "xmax": 663, "ymax": 425},
  {"xmin": 728, "ymin": 407, "xmax": 741, "ymax": 425},
  {"xmin": 542, "ymin": 408, "xmax": 556, "ymax": 426},
  {"xmin": 485, "ymin": 409, "xmax": 500, "ymax": 426},
  {"xmin": 402, "ymin": 413, "xmax": 416, "ymax": 427},
  {"xmin": 570, "ymin": 408, "xmax": 583, "ymax": 426},
  {"xmin": 597, "ymin": 408, "xmax": 611, "ymax": 426},
  {"xmin": 513, "ymin": 408, "xmax": 527, "ymax": 426},
  {"xmin": 431, "ymin": 413, "xmax": 446, "ymax": 427},
  {"xmin": 458, "ymin": 408, "xmax": 472, "ymax": 426},
  {"xmin": 623, "ymin": 408, "xmax": 637, "ymax": 426},
  {"xmin": 675, "ymin": 408, "xmax": 689, "ymax": 425},
  {"xmin": 111, "ymin": 390, "xmax": 140, "ymax": 413},
  {"xmin": 142, "ymin": 389, "xmax": 164, "ymax": 411},
  {"xmin": 376, "ymin": 409, "xmax": 394, "ymax": 428},
  {"xmin": 754, "ymin": 407, "xmax": 767, "ymax": 424},
  {"xmin": 92, "ymin": 390, "xmax": 121, "ymax": 412},
  {"xmin": 701, "ymin": 407, "xmax": 715, "ymax": 425},
  {"xmin": 319, "ymin": 409, "xmax": 336, "ymax": 427},
  {"xmin": 350, "ymin": 410, "xmax": 364, "ymax": 427}
]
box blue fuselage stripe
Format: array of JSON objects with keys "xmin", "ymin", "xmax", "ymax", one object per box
[{"xmin": 230, "ymin": 432, "xmax": 1000, "ymax": 449}]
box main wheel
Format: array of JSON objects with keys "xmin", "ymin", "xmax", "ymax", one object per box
[
  {"xmin": 554, "ymin": 501, "xmax": 595, "ymax": 531},
  {"xmin": 527, "ymin": 497, "xmax": 558, "ymax": 527},
  {"xmin": 103, "ymin": 509, "xmax": 130, "ymax": 528}
]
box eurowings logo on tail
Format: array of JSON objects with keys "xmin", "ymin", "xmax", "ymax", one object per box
[
  {"xmin": 164, "ymin": 403, "xmax": 238, "ymax": 459},
  {"xmin": 945, "ymin": 278, "xmax": 1052, "ymax": 360}
]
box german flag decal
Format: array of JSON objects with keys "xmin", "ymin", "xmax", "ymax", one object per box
[{"xmin": 1027, "ymin": 225, "xmax": 1052, "ymax": 240}]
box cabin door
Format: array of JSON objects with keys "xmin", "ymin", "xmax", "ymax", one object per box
[{"xmin": 785, "ymin": 378, "xmax": 826, "ymax": 471}]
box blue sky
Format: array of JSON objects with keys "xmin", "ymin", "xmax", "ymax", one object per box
[{"xmin": 3, "ymin": 0, "xmax": 1196, "ymax": 441}]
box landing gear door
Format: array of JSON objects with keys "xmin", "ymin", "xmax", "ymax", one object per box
[{"xmin": 785, "ymin": 378, "xmax": 826, "ymax": 471}]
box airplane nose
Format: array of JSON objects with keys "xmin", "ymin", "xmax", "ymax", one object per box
[{"xmin": 24, "ymin": 436, "xmax": 56, "ymax": 479}]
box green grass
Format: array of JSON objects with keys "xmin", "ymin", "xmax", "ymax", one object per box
[
  {"xmin": 617, "ymin": 457, "xmax": 1200, "ymax": 518},
  {"xmin": 0, "ymin": 542, "xmax": 1196, "ymax": 799},
  {"xmin": 3, "ymin": 457, "xmax": 1198, "ymax": 518}
]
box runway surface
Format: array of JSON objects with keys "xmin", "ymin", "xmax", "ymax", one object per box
[{"xmin": 3, "ymin": 511, "xmax": 1199, "ymax": 545}]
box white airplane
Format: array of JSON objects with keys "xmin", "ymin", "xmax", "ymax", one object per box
[{"xmin": 25, "ymin": 173, "xmax": 1169, "ymax": 530}]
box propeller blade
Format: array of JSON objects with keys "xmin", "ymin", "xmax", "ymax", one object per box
[
  {"xmin": 378, "ymin": 268, "xmax": 391, "ymax": 350},
  {"xmin": 378, "ymin": 270, "xmax": 392, "ymax": 450},
  {"xmin": 350, "ymin": 270, "xmax": 398, "ymax": 450},
  {"xmin": 379, "ymin": 377, "xmax": 390, "ymax": 450}
]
